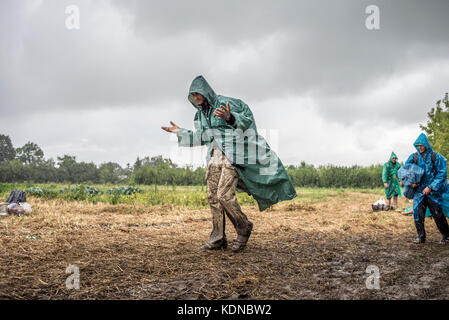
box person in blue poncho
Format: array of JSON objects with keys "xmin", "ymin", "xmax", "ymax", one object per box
[{"xmin": 404, "ymin": 133, "xmax": 449, "ymax": 244}]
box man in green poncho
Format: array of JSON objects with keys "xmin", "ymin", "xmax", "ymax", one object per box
[
  {"xmin": 382, "ymin": 152, "xmax": 402, "ymax": 210},
  {"xmin": 162, "ymin": 76, "xmax": 297, "ymax": 252}
]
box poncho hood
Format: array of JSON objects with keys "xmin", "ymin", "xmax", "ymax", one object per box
[
  {"xmin": 389, "ymin": 152, "xmax": 398, "ymax": 162},
  {"xmin": 413, "ymin": 133, "xmax": 433, "ymax": 155},
  {"xmin": 188, "ymin": 75, "xmax": 218, "ymax": 109}
]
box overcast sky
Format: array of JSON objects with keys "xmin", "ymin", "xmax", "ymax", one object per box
[{"xmin": 1, "ymin": 0, "xmax": 448, "ymax": 168}]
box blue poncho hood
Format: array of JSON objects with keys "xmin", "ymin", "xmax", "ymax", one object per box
[{"xmin": 413, "ymin": 133, "xmax": 434, "ymax": 159}]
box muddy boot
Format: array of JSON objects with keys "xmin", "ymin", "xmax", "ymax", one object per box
[
  {"xmin": 414, "ymin": 237, "xmax": 426, "ymax": 244},
  {"xmin": 433, "ymin": 214, "xmax": 449, "ymax": 243},
  {"xmin": 414, "ymin": 220, "xmax": 426, "ymax": 244},
  {"xmin": 200, "ymin": 238, "xmax": 227, "ymax": 251},
  {"xmin": 231, "ymin": 222, "xmax": 253, "ymax": 253},
  {"xmin": 436, "ymin": 218, "xmax": 449, "ymax": 245}
]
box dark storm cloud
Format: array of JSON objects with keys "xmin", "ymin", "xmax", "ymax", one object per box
[
  {"xmin": 0, "ymin": 0, "xmax": 211, "ymax": 115},
  {"xmin": 113, "ymin": 0, "xmax": 449, "ymax": 109},
  {"xmin": 1, "ymin": 0, "xmax": 448, "ymax": 120},
  {"xmin": 1, "ymin": 0, "xmax": 448, "ymax": 166}
]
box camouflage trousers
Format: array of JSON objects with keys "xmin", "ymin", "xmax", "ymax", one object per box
[{"xmin": 205, "ymin": 148, "xmax": 251, "ymax": 245}]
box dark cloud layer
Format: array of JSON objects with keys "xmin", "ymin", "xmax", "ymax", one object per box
[{"xmin": 0, "ymin": 0, "xmax": 448, "ymax": 166}]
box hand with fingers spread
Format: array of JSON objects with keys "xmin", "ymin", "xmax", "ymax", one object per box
[
  {"xmin": 161, "ymin": 121, "xmax": 180, "ymax": 134},
  {"xmin": 214, "ymin": 102, "xmax": 231, "ymax": 121}
]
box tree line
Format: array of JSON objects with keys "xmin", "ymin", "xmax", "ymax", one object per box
[
  {"xmin": 0, "ymin": 134, "xmax": 384, "ymax": 187},
  {"xmin": 1, "ymin": 93, "xmax": 447, "ymax": 188},
  {"xmin": 0, "ymin": 138, "xmax": 207, "ymax": 185}
]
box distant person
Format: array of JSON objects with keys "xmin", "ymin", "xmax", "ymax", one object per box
[
  {"xmin": 404, "ymin": 133, "xmax": 449, "ymax": 244},
  {"xmin": 162, "ymin": 76, "xmax": 296, "ymax": 252},
  {"xmin": 382, "ymin": 152, "xmax": 402, "ymax": 210}
]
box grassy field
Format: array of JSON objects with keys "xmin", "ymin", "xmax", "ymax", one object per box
[
  {"xmin": 1, "ymin": 184, "xmax": 449, "ymax": 299},
  {"xmin": 0, "ymin": 182, "xmax": 385, "ymax": 207},
  {"xmin": 0, "ymin": 183, "xmax": 255, "ymax": 208}
]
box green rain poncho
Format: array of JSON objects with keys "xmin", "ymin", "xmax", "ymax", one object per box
[
  {"xmin": 177, "ymin": 75, "xmax": 297, "ymax": 211},
  {"xmin": 382, "ymin": 152, "xmax": 402, "ymax": 199}
]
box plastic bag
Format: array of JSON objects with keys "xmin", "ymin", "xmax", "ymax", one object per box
[
  {"xmin": 398, "ymin": 164, "xmax": 424, "ymax": 186},
  {"xmin": 373, "ymin": 198, "xmax": 386, "ymax": 206},
  {"xmin": 372, "ymin": 198, "xmax": 386, "ymax": 212},
  {"xmin": 0, "ymin": 202, "xmax": 9, "ymax": 216},
  {"xmin": 19, "ymin": 202, "xmax": 32, "ymax": 214},
  {"xmin": 6, "ymin": 202, "xmax": 31, "ymax": 216}
]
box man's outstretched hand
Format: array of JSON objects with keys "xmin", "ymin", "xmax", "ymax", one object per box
[
  {"xmin": 214, "ymin": 102, "xmax": 231, "ymax": 121},
  {"xmin": 161, "ymin": 121, "xmax": 179, "ymax": 134}
]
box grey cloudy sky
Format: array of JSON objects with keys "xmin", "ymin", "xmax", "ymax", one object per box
[{"xmin": 1, "ymin": 0, "xmax": 448, "ymax": 168}]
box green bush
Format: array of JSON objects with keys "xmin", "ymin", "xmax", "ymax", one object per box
[
  {"xmin": 26, "ymin": 186, "xmax": 59, "ymax": 199},
  {"xmin": 106, "ymin": 186, "xmax": 143, "ymax": 195}
]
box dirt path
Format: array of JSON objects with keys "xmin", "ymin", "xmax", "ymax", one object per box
[{"xmin": 1, "ymin": 191, "xmax": 449, "ymax": 299}]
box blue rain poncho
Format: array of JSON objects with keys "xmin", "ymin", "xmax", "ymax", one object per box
[
  {"xmin": 398, "ymin": 163, "xmax": 424, "ymax": 199},
  {"xmin": 404, "ymin": 133, "xmax": 449, "ymax": 221}
]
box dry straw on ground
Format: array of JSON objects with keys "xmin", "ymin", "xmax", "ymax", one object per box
[{"xmin": 1, "ymin": 190, "xmax": 449, "ymax": 299}]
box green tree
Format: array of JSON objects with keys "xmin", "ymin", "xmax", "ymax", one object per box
[
  {"xmin": 16, "ymin": 141, "xmax": 44, "ymax": 165},
  {"xmin": 140, "ymin": 155, "xmax": 177, "ymax": 168},
  {"xmin": 133, "ymin": 157, "xmax": 142, "ymax": 170},
  {"xmin": 29, "ymin": 158, "xmax": 59, "ymax": 183},
  {"xmin": 57, "ymin": 155, "xmax": 78, "ymax": 182},
  {"xmin": 99, "ymin": 162, "xmax": 123, "ymax": 184},
  {"xmin": 56, "ymin": 155, "xmax": 100, "ymax": 183},
  {"xmin": 0, "ymin": 134, "xmax": 16, "ymax": 162},
  {"xmin": 0, "ymin": 160, "xmax": 29, "ymax": 182},
  {"xmin": 421, "ymin": 93, "xmax": 449, "ymax": 159},
  {"xmin": 76, "ymin": 162, "xmax": 100, "ymax": 183}
]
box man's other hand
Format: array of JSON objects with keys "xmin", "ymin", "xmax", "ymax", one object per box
[
  {"xmin": 384, "ymin": 183, "xmax": 389, "ymax": 188},
  {"xmin": 214, "ymin": 102, "xmax": 231, "ymax": 121},
  {"xmin": 161, "ymin": 121, "xmax": 179, "ymax": 134},
  {"xmin": 422, "ymin": 187, "xmax": 431, "ymax": 195}
]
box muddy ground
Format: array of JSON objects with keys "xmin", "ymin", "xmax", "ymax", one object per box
[{"xmin": 1, "ymin": 190, "xmax": 449, "ymax": 299}]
